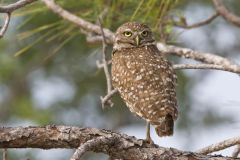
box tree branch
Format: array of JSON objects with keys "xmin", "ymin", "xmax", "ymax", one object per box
[
  {"xmin": 212, "ymin": 0, "xmax": 240, "ymax": 27},
  {"xmin": 0, "ymin": 126, "xmax": 236, "ymax": 160},
  {"xmin": 100, "ymin": 88, "xmax": 118, "ymax": 108},
  {"xmin": 0, "ymin": 0, "xmax": 37, "ymax": 38},
  {"xmin": 70, "ymin": 136, "xmax": 118, "ymax": 160},
  {"xmin": 174, "ymin": 12, "xmax": 219, "ymax": 29},
  {"xmin": 97, "ymin": 18, "xmax": 115, "ymax": 109},
  {"xmin": 41, "ymin": 0, "xmax": 114, "ymax": 42},
  {"xmin": 0, "ymin": 13, "xmax": 10, "ymax": 38},
  {"xmin": 157, "ymin": 43, "xmax": 240, "ymax": 73},
  {"xmin": 197, "ymin": 136, "xmax": 240, "ymax": 155},
  {"xmin": 0, "ymin": 0, "xmax": 37, "ymax": 13},
  {"xmin": 173, "ymin": 64, "xmax": 240, "ymax": 74}
]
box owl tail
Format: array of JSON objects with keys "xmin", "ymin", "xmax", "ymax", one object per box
[{"xmin": 154, "ymin": 114, "xmax": 174, "ymax": 137}]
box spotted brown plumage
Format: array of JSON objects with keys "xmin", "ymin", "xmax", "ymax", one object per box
[{"xmin": 111, "ymin": 22, "xmax": 178, "ymax": 142}]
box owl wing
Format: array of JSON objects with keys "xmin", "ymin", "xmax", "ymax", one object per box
[{"xmin": 154, "ymin": 47, "xmax": 178, "ymax": 120}]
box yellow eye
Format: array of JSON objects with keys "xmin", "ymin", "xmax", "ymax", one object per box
[
  {"xmin": 123, "ymin": 31, "xmax": 132, "ymax": 37},
  {"xmin": 141, "ymin": 31, "xmax": 148, "ymax": 37}
]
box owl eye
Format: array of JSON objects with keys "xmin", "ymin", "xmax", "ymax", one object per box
[
  {"xmin": 141, "ymin": 31, "xmax": 148, "ymax": 37},
  {"xmin": 123, "ymin": 31, "xmax": 132, "ymax": 37}
]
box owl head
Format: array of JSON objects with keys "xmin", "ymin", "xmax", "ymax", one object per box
[{"xmin": 113, "ymin": 22, "xmax": 155, "ymax": 51}]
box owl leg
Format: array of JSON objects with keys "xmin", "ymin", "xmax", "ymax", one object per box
[{"xmin": 145, "ymin": 121, "xmax": 153, "ymax": 144}]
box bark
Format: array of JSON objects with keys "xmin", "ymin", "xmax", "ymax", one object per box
[{"xmin": 0, "ymin": 125, "xmax": 236, "ymax": 160}]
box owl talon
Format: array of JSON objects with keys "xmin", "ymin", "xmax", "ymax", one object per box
[{"xmin": 145, "ymin": 137, "xmax": 154, "ymax": 144}]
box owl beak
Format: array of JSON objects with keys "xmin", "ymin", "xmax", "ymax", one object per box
[{"xmin": 135, "ymin": 35, "xmax": 140, "ymax": 46}]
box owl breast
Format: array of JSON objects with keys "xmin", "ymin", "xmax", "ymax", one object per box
[{"xmin": 111, "ymin": 45, "xmax": 178, "ymax": 124}]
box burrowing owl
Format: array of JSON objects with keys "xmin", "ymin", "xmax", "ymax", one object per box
[{"xmin": 111, "ymin": 22, "xmax": 178, "ymax": 143}]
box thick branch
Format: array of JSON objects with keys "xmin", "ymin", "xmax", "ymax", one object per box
[
  {"xmin": 0, "ymin": 0, "xmax": 37, "ymax": 13},
  {"xmin": 212, "ymin": 0, "xmax": 240, "ymax": 27},
  {"xmin": 0, "ymin": 126, "xmax": 236, "ymax": 160}
]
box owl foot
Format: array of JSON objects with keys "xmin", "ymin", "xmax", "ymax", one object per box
[
  {"xmin": 145, "ymin": 136, "xmax": 154, "ymax": 144},
  {"xmin": 145, "ymin": 122, "xmax": 154, "ymax": 144}
]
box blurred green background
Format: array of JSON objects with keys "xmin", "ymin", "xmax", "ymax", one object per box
[{"xmin": 0, "ymin": 0, "xmax": 240, "ymax": 159}]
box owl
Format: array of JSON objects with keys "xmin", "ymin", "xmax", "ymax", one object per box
[{"xmin": 111, "ymin": 22, "xmax": 178, "ymax": 143}]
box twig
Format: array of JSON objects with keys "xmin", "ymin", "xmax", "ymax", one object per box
[
  {"xmin": 97, "ymin": 18, "xmax": 116, "ymax": 109},
  {"xmin": 98, "ymin": 18, "xmax": 111, "ymax": 94},
  {"xmin": 0, "ymin": 13, "xmax": 10, "ymax": 38},
  {"xmin": 100, "ymin": 89, "xmax": 118, "ymax": 108},
  {"xmin": 98, "ymin": 7, "xmax": 109, "ymax": 23},
  {"xmin": 197, "ymin": 136, "xmax": 240, "ymax": 155},
  {"xmin": 41, "ymin": 0, "xmax": 114, "ymax": 42},
  {"xmin": 174, "ymin": 12, "xmax": 219, "ymax": 29},
  {"xmin": 96, "ymin": 60, "xmax": 112, "ymax": 68},
  {"xmin": 0, "ymin": 0, "xmax": 36, "ymax": 38},
  {"xmin": 232, "ymin": 145, "xmax": 240, "ymax": 158},
  {"xmin": 70, "ymin": 136, "xmax": 118, "ymax": 160},
  {"xmin": 3, "ymin": 149, "xmax": 7, "ymax": 160},
  {"xmin": 173, "ymin": 64, "xmax": 240, "ymax": 74},
  {"xmin": 0, "ymin": 0, "xmax": 37, "ymax": 13},
  {"xmin": 212, "ymin": 0, "xmax": 240, "ymax": 27}
]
